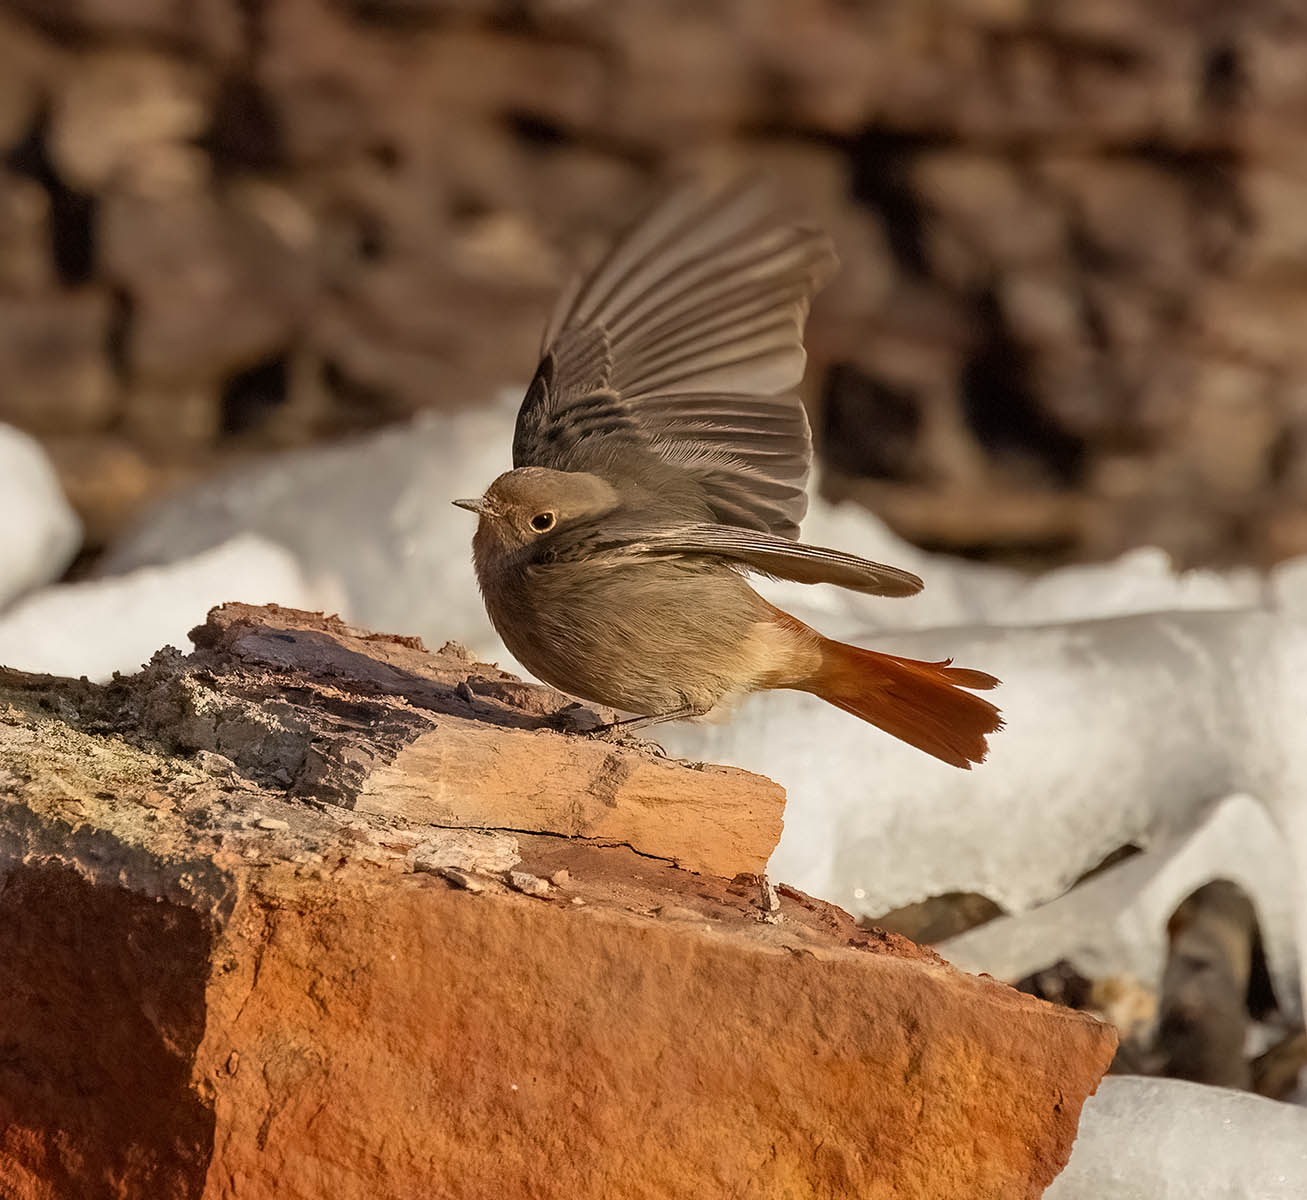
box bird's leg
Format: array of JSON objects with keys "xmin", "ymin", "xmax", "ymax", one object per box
[
  {"xmin": 588, "ymin": 700, "xmax": 705, "ymax": 737},
  {"xmin": 596, "ymin": 704, "xmax": 700, "ymax": 735},
  {"xmin": 548, "ymin": 703, "xmax": 699, "ymax": 739}
]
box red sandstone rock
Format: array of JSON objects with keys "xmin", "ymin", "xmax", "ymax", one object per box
[{"xmin": 0, "ymin": 605, "xmax": 1116, "ymax": 1199}]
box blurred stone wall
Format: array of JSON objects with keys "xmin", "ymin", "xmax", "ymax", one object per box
[{"xmin": 1, "ymin": 0, "xmax": 1306, "ymax": 565}]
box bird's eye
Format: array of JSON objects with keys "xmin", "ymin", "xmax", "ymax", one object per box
[{"xmin": 530, "ymin": 511, "xmax": 556, "ymax": 532}]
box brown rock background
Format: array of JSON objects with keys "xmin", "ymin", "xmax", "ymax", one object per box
[{"xmin": 2, "ymin": 1, "xmax": 1306, "ymax": 564}]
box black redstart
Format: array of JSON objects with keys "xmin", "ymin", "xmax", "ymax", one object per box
[{"xmin": 456, "ymin": 178, "xmax": 1002, "ymax": 766}]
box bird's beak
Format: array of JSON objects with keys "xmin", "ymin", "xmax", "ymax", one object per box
[{"xmin": 452, "ymin": 497, "xmax": 489, "ymax": 516}]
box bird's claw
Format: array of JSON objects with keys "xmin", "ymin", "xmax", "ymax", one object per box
[{"xmin": 547, "ymin": 703, "xmax": 608, "ymax": 735}]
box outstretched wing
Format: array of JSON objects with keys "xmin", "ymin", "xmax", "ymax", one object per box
[
  {"xmin": 540, "ymin": 515, "xmax": 923, "ymax": 598},
  {"xmin": 513, "ymin": 178, "xmax": 837, "ymax": 539},
  {"xmin": 628, "ymin": 523, "xmax": 924, "ymax": 597}
]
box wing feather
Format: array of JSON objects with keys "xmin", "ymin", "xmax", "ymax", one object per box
[
  {"xmin": 618, "ymin": 522, "xmax": 924, "ymax": 597},
  {"xmin": 515, "ymin": 177, "xmax": 837, "ymax": 539}
]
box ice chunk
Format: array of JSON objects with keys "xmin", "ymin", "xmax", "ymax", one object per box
[
  {"xmin": 1271, "ymin": 555, "xmax": 1307, "ymax": 620},
  {"xmin": 937, "ymin": 793, "xmax": 1301, "ymax": 1023},
  {"xmin": 663, "ymin": 610, "xmax": 1289, "ymax": 912},
  {"xmin": 0, "ymin": 535, "xmax": 341, "ymax": 681},
  {"xmin": 101, "ymin": 398, "xmax": 521, "ymax": 659},
  {"xmin": 759, "ymin": 501, "xmax": 1264, "ymax": 637},
  {"xmin": 1047, "ymin": 1076, "xmax": 1307, "ymax": 1198},
  {"xmin": 987, "ymin": 546, "xmax": 1264, "ymax": 626},
  {"xmin": 0, "ymin": 423, "xmax": 81, "ymax": 610}
]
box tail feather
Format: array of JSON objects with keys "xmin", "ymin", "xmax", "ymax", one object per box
[{"xmin": 804, "ymin": 638, "xmax": 1003, "ymax": 768}]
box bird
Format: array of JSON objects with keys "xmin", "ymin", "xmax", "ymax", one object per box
[{"xmin": 454, "ymin": 177, "xmax": 1002, "ymax": 768}]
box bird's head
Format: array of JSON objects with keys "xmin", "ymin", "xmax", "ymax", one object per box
[{"xmin": 453, "ymin": 467, "xmax": 620, "ymax": 558}]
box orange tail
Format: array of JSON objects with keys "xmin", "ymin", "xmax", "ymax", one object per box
[{"xmin": 803, "ymin": 638, "xmax": 1003, "ymax": 768}]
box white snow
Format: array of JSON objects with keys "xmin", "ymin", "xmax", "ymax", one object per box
[
  {"xmin": 101, "ymin": 397, "xmax": 522, "ymax": 659},
  {"xmin": 0, "ymin": 423, "xmax": 82, "ymax": 610},
  {"xmin": 0, "ymin": 534, "xmax": 342, "ymax": 681},
  {"xmin": 760, "ymin": 501, "xmax": 1265, "ymax": 637},
  {"xmin": 1047, "ymin": 1076, "xmax": 1307, "ymax": 1198},
  {"xmin": 937, "ymin": 793, "xmax": 1301, "ymax": 1023},
  {"xmin": 659, "ymin": 608, "xmax": 1293, "ymax": 913}
]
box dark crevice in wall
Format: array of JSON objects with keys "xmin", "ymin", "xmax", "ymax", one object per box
[
  {"xmin": 960, "ymin": 289, "xmax": 1087, "ymax": 486},
  {"xmin": 105, "ymin": 286, "xmax": 135, "ymax": 382},
  {"xmin": 846, "ymin": 127, "xmax": 939, "ymax": 277},
  {"xmin": 505, "ymin": 111, "xmax": 576, "ymax": 150},
  {"xmin": 201, "ymin": 75, "xmax": 285, "ymax": 173},
  {"xmin": 220, "ymin": 353, "xmax": 290, "ymax": 435},
  {"xmin": 1201, "ymin": 41, "xmax": 1245, "ymax": 110},
  {"xmin": 819, "ymin": 361, "xmax": 923, "ymax": 482},
  {"xmin": 5, "ymin": 111, "xmax": 98, "ymax": 286}
]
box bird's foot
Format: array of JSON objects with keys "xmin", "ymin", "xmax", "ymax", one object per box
[
  {"xmin": 547, "ymin": 703, "xmax": 610, "ymax": 735},
  {"xmin": 581, "ymin": 705, "xmax": 703, "ymax": 755},
  {"xmin": 547, "ymin": 706, "xmax": 669, "ymax": 755}
]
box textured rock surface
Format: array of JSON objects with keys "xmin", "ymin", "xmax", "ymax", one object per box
[
  {"xmin": 0, "ymin": 603, "xmax": 1117, "ymax": 1200},
  {"xmin": 20, "ymin": 601, "xmax": 784, "ymax": 878},
  {"xmin": 0, "ymin": 3, "xmax": 1306, "ymax": 567}
]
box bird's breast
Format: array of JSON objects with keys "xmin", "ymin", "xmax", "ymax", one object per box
[{"xmin": 474, "ymin": 551, "xmax": 780, "ymax": 715}]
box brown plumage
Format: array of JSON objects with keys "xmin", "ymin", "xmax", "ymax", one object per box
[{"xmin": 455, "ymin": 178, "xmax": 1002, "ymax": 767}]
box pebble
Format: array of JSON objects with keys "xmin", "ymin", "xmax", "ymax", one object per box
[
  {"xmin": 436, "ymin": 866, "xmax": 485, "ymax": 893},
  {"xmin": 549, "ymin": 868, "xmax": 570, "ymax": 888},
  {"xmin": 256, "ymin": 816, "xmax": 290, "ymax": 830},
  {"xmin": 506, "ymin": 870, "xmax": 551, "ymax": 898},
  {"xmin": 191, "ymin": 750, "xmax": 241, "ymax": 781}
]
